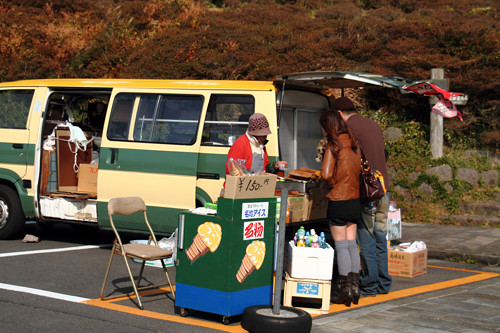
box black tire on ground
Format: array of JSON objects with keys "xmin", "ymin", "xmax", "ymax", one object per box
[
  {"xmin": 241, "ymin": 305, "xmax": 312, "ymax": 333},
  {"xmin": 0, "ymin": 184, "xmax": 25, "ymax": 240}
]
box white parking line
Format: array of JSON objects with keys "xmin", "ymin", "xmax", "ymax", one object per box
[
  {"xmin": 0, "ymin": 245, "xmax": 109, "ymax": 257},
  {"xmin": 0, "ymin": 283, "xmax": 89, "ymax": 302}
]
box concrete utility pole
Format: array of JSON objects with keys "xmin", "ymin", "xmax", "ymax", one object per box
[{"xmin": 429, "ymin": 68, "xmax": 449, "ymax": 159}]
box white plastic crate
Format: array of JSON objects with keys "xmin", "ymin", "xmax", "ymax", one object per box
[{"xmin": 287, "ymin": 240, "xmax": 334, "ymax": 280}]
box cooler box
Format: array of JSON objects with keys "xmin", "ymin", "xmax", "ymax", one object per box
[
  {"xmin": 287, "ymin": 240, "xmax": 334, "ymax": 280},
  {"xmin": 175, "ymin": 197, "xmax": 277, "ymax": 318}
]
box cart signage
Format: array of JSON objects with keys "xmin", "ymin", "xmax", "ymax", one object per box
[
  {"xmin": 243, "ymin": 220, "xmax": 265, "ymax": 240},
  {"xmin": 242, "ymin": 202, "xmax": 269, "ymax": 219},
  {"xmin": 296, "ymin": 282, "xmax": 319, "ymax": 295}
]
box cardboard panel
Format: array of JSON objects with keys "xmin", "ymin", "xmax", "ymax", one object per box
[
  {"xmin": 224, "ymin": 174, "xmax": 277, "ymax": 199},
  {"xmin": 77, "ymin": 163, "xmax": 98, "ymax": 194}
]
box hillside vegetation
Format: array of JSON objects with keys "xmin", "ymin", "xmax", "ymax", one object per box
[{"xmin": 1, "ymin": 0, "xmax": 498, "ymax": 222}]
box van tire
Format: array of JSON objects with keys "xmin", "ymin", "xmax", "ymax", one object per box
[{"xmin": 0, "ymin": 185, "xmax": 25, "ymax": 240}]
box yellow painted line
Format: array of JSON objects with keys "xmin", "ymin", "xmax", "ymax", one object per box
[
  {"xmin": 84, "ymin": 299, "xmax": 247, "ymax": 332},
  {"xmin": 84, "ymin": 287, "xmax": 247, "ymax": 333},
  {"xmin": 314, "ymin": 268, "xmax": 500, "ymax": 317},
  {"xmin": 84, "ymin": 266, "xmax": 500, "ymax": 330}
]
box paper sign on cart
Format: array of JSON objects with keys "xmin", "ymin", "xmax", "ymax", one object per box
[
  {"xmin": 243, "ymin": 220, "xmax": 264, "ymax": 240},
  {"xmin": 242, "ymin": 202, "xmax": 269, "ymax": 219}
]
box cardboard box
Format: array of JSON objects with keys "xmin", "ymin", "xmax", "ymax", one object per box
[
  {"xmin": 303, "ymin": 188, "xmax": 328, "ymax": 221},
  {"xmin": 224, "ymin": 174, "xmax": 277, "ymax": 199},
  {"xmin": 288, "ymin": 196, "xmax": 306, "ymax": 222},
  {"xmin": 388, "ymin": 248, "xmax": 427, "ymax": 278},
  {"xmin": 276, "ymin": 196, "xmax": 305, "ymax": 223},
  {"xmin": 77, "ymin": 164, "xmax": 98, "ymax": 193},
  {"xmin": 287, "ymin": 240, "xmax": 334, "ymax": 280}
]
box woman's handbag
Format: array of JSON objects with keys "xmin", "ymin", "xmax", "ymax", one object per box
[{"xmin": 359, "ymin": 153, "xmax": 386, "ymax": 205}]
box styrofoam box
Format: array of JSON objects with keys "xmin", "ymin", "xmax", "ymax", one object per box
[{"xmin": 287, "ymin": 240, "xmax": 334, "ymax": 280}]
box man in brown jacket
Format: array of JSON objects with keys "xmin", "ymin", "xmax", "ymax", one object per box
[{"xmin": 335, "ymin": 96, "xmax": 392, "ymax": 297}]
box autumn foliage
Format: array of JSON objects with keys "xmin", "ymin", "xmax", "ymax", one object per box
[{"xmin": 0, "ymin": 0, "xmax": 498, "ymax": 149}]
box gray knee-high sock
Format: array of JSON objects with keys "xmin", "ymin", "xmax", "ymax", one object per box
[
  {"xmin": 348, "ymin": 240, "xmax": 360, "ymax": 273},
  {"xmin": 334, "ymin": 240, "xmax": 350, "ymax": 276}
]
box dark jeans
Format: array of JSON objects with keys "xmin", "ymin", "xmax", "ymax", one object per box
[{"xmin": 356, "ymin": 192, "xmax": 392, "ymax": 295}]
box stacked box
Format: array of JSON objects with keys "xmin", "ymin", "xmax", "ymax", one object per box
[
  {"xmin": 276, "ymin": 196, "xmax": 305, "ymax": 223},
  {"xmin": 303, "ymin": 188, "xmax": 328, "ymax": 221}
]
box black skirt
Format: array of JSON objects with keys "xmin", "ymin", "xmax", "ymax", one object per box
[{"xmin": 326, "ymin": 199, "xmax": 361, "ymax": 226}]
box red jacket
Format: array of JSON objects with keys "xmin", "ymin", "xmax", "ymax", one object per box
[{"xmin": 225, "ymin": 134, "xmax": 270, "ymax": 174}]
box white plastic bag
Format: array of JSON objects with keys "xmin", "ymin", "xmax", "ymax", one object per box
[{"xmin": 158, "ymin": 229, "xmax": 177, "ymax": 263}]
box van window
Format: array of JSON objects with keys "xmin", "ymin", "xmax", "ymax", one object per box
[
  {"xmin": 202, "ymin": 94, "xmax": 254, "ymax": 146},
  {"xmin": 0, "ymin": 89, "xmax": 34, "ymax": 129},
  {"xmin": 108, "ymin": 93, "xmax": 204, "ymax": 144}
]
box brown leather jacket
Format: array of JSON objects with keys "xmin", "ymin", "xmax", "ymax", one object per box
[{"xmin": 320, "ymin": 134, "xmax": 361, "ymax": 201}]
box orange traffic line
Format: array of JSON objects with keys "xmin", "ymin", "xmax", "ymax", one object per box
[
  {"xmin": 317, "ymin": 269, "xmax": 500, "ymax": 317},
  {"xmin": 83, "ymin": 267, "xmax": 500, "ymax": 331}
]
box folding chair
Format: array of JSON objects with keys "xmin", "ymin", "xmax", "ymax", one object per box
[{"xmin": 100, "ymin": 197, "xmax": 175, "ymax": 309}]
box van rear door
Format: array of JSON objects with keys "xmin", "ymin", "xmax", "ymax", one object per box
[{"xmin": 97, "ymin": 89, "xmax": 205, "ymax": 235}]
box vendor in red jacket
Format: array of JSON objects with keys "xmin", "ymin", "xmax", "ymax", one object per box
[{"xmin": 225, "ymin": 113, "xmax": 287, "ymax": 175}]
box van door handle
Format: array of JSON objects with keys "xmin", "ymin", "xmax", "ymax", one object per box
[
  {"xmin": 12, "ymin": 144, "xmax": 24, "ymax": 149},
  {"xmin": 110, "ymin": 148, "xmax": 118, "ymax": 164},
  {"xmin": 196, "ymin": 172, "xmax": 220, "ymax": 180}
]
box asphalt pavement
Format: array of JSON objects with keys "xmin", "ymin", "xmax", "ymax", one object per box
[
  {"xmin": 1, "ymin": 221, "xmax": 499, "ymax": 332},
  {"xmin": 311, "ymin": 222, "xmax": 500, "ymax": 332}
]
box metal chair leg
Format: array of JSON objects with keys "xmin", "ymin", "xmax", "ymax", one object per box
[
  {"xmin": 122, "ymin": 255, "xmax": 143, "ymax": 310},
  {"xmin": 100, "ymin": 241, "xmax": 118, "ymax": 300},
  {"xmin": 160, "ymin": 259, "xmax": 175, "ymax": 299}
]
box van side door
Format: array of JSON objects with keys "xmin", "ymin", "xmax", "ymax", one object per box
[{"xmin": 97, "ymin": 89, "xmax": 205, "ymax": 235}]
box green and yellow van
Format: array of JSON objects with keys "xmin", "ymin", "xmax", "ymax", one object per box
[{"xmin": 0, "ymin": 72, "xmax": 413, "ymax": 239}]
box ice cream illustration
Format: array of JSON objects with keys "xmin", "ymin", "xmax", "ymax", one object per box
[
  {"xmin": 236, "ymin": 240, "xmax": 266, "ymax": 283},
  {"xmin": 186, "ymin": 222, "xmax": 222, "ymax": 262}
]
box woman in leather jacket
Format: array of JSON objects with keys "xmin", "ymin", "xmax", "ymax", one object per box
[{"xmin": 319, "ymin": 110, "xmax": 361, "ymax": 307}]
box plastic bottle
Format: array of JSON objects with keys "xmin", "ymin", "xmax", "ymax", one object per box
[
  {"xmin": 297, "ymin": 226, "xmax": 305, "ymax": 239},
  {"xmin": 311, "ymin": 233, "xmax": 319, "ymax": 248},
  {"xmin": 305, "ymin": 231, "xmax": 311, "ymax": 247},
  {"xmin": 293, "ymin": 232, "xmax": 298, "ymax": 246},
  {"xmin": 319, "ymin": 232, "xmax": 326, "ymax": 249},
  {"xmin": 204, "ymin": 202, "xmax": 217, "ymax": 210},
  {"xmin": 297, "ymin": 235, "xmax": 305, "ymax": 247}
]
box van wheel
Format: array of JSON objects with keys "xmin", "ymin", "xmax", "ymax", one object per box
[{"xmin": 0, "ymin": 185, "xmax": 25, "ymax": 240}]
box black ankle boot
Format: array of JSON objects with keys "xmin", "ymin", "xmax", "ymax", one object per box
[
  {"xmin": 331, "ymin": 275, "xmax": 353, "ymax": 307},
  {"xmin": 349, "ymin": 272, "xmax": 360, "ymax": 305}
]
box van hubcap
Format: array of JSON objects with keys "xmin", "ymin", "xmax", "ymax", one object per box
[{"xmin": 0, "ymin": 199, "xmax": 8, "ymax": 229}]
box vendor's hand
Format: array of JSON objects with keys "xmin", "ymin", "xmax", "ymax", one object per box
[{"xmin": 274, "ymin": 161, "xmax": 288, "ymax": 171}]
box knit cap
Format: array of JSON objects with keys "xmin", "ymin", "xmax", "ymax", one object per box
[{"xmin": 248, "ymin": 113, "xmax": 272, "ymax": 136}]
